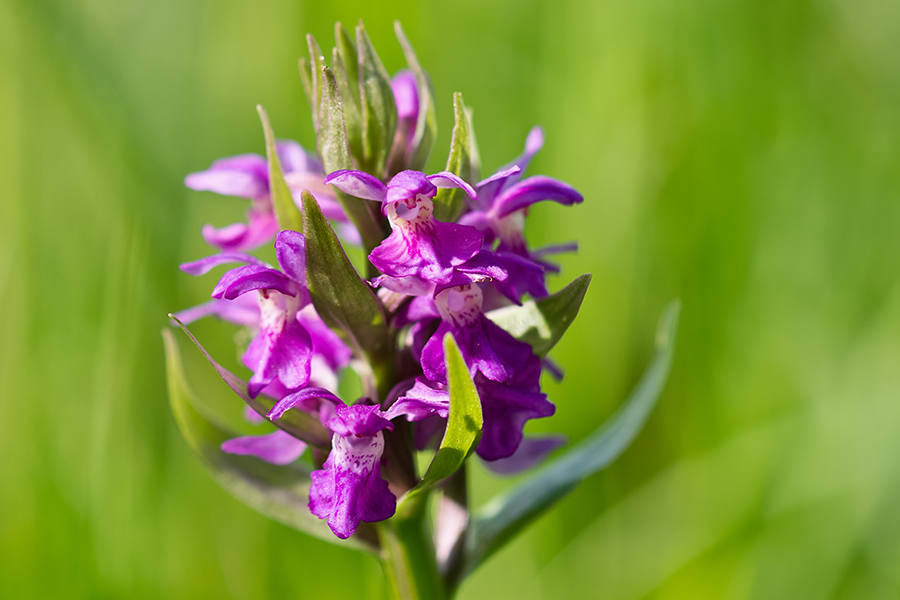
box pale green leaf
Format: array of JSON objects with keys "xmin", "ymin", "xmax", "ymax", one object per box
[
  {"xmin": 433, "ymin": 93, "xmax": 475, "ymax": 222},
  {"xmin": 256, "ymin": 105, "xmax": 303, "ymax": 233}
]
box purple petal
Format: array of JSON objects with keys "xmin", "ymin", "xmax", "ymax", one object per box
[
  {"xmin": 201, "ymin": 209, "xmax": 279, "ymax": 253},
  {"xmin": 427, "ymin": 171, "xmax": 477, "ymax": 201},
  {"xmin": 220, "ymin": 429, "xmax": 308, "ymax": 465},
  {"xmin": 491, "ymin": 176, "xmax": 584, "ymax": 219},
  {"xmin": 275, "ymin": 230, "xmax": 306, "ymax": 283},
  {"xmin": 392, "ymin": 70, "xmax": 419, "ymax": 121},
  {"xmin": 242, "ymin": 404, "xmax": 266, "ymax": 424},
  {"xmin": 180, "ymin": 252, "xmax": 267, "ymax": 276},
  {"xmin": 309, "ymin": 435, "xmax": 396, "ymax": 539},
  {"xmin": 481, "ymin": 435, "xmax": 566, "ymax": 475},
  {"xmin": 324, "ymin": 170, "xmax": 387, "ymax": 202},
  {"xmin": 385, "ymin": 170, "xmax": 436, "ymax": 204},
  {"xmin": 386, "ymin": 378, "xmax": 450, "ymax": 421},
  {"xmin": 326, "ymin": 404, "xmax": 394, "ymax": 437},
  {"xmin": 298, "ymin": 305, "xmax": 352, "ymax": 371},
  {"xmin": 542, "ymin": 357, "xmax": 565, "ymax": 381},
  {"xmin": 245, "ymin": 317, "xmax": 313, "ymax": 397},
  {"xmin": 474, "ymin": 166, "xmax": 522, "ymax": 211},
  {"xmin": 491, "ymin": 252, "xmax": 548, "ymax": 304},
  {"xmin": 268, "ymin": 387, "xmax": 343, "ymax": 421},
  {"xmin": 276, "ymin": 140, "xmax": 323, "ymax": 175},
  {"xmin": 185, "ymin": 154, "xmax": 269, "ymax": 198},
  {"xmin": 172, "ymin": 296, "xmax": 260, "ymax": 328},
  {"xmin": 212, "ymin": 265, "xmax": 296, "ymax": 300}
]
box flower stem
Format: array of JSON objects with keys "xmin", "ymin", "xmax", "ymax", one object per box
[{"xmin": 379, "ymin": 508, "xmax": 445, "ymax": 600}]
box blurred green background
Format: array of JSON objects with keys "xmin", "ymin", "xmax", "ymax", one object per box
[{"xmin": 2, "ymin": 0, "xmax": 899, "ymax": 597}]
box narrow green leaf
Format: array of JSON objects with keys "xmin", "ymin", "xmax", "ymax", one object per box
[
  {"xmin": 394, "ymin": 21, "xmax": 437, "ymax": 171},
  {"xmin": 256, "ymin": 105, "xmax": 303, "ymax": 232},
  {"xmin": 168, "ymin": 315, "xmax": 331, "ymax": 448},
  {"xmin": 486, "ymin": 274, "xmax": 592, "ymax": 357},
  {"xmin": 298, "ymin": 57, "xmax": 314, "ymax": 117},
  {"xmin": 162, "ymin": 328, "xmax": 379, "ymax": 552},
  {"xmin": 318, "ymin": 65, "xmax": 388, "ymax": 257},
  {"xmin": 455, "ymin": 300, "xmax": 681, "ymax": 584},
  {"xmin": 335, "ymin": 22, "xmax": 360, "ymax": 107},
  {"xmin": 433, "ymin": 93, "xmax": 475, "ymax": 222},
  {"xmin": 397, "ymin": 333, "xmax": 483, "ymax": 517},
  {"xmin": 306, "ymin": 34, "xmax": 326, "ymax": 130},
  {"xmin": 466, "ymin": 106, "xmax": 481, "ymax": 183},
  {"xmin": 331, "ymin": 46, "xmax": 363, "ymax": 163},
  {"xmin": 300, "ymin": 191, "xmax": 392, "ymax": 397},
  {"xmin": 356, "ymin": 21, "xmax": 397, "ymax": 177}
]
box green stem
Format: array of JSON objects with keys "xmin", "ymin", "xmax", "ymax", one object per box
[{"xmin": 379, "ymin": 507, "xmax": 445, "ymax": 600}]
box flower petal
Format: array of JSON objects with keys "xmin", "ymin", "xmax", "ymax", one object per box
[
  {"xmin": 275, "ymin": 230, "xmax": 306, "ymax": 284},
  {"xmin": 185, "ymin": 154, "xmax": 269, "ymax": 198},
  {"xmin": 323, "ymin": 169, "xmax": 387, "ymax": 201},
  {"xmin": 220, "ymin": 429, "xmax": 308, "ymax": 465},
  {"xmin": 180, "ymin": 253, "xmax": 268, "ymax": 276},
  {"xmin": 211, "ymin": 265, "xmax": 295, "ymax": 299},
  {"xmin": 268, "ymin": 387, "xmax": 343, "ymax": 421},
  {"xmin": 491, "ymin": 175, "xmax": 584, "ymax": 219},
  {"xmin": 427, "ymin": 171, "xmax": 476, "ymax": 200}
]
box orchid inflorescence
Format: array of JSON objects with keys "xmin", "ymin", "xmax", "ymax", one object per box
[{"xmin": 164, "ymin": 20, "xmax": 678, "ymax": 598}]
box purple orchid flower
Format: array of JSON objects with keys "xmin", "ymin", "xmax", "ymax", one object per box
[
  {"xmin": 324, "ymin": 169, "xmax": 507, "ymax": 296},
  {"xmin": 186, "ymin": 140, "xmax": 349, "ymax": 252},
  {"xmin": 182, "ymin": 231, "xmax": 314, "ymax": 398},
  {"xmin": 386, "ymin": 70, "xmax": 420, "ymax": 172},
  {"xmin": 221, "ymin": 429, "xmax": 308, "ymax": 465},
  {"xmin": 457, "ymin": 127, "xmax": 584, "ymax": 303},
  {"xmin": 420, "ymin": 284, "xmax": 533, "ymax": 384}
]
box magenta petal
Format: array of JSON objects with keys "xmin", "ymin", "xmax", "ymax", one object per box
[
  {"xmin": 426, "ymin": 172, "xmax": 477, "ymax": 200},
  {"xmin": 220, "ymin": 429, "xmax": 308, "ymax": 465},
  {"xmin": 387, "ymin": 378, "xmax": 450, "ymax": 421},
  {"xmin": 276, "ymin": 140, "xmax": 323, "ymax": 175},
  {"xmin": 268, "ymin": 387, "xmax": 343, "ymax": 421},
  {"xmin": 392, "ymin": 70, "xmax": 420, "ymax": 121},
  {"xmin": 491, "ymin": 176, "xmax": 584, "ymax": 219},
  {"xmin": 298, "ymin": 306, "xmax": 352, "ymax": 371},
  {"xmin": 324, "ymin": 170, "xmax": 387, "ymax": 201},
  {"xmin": 172, "ymin": 296, "xmax": 260, "ymax": 327},
  {"xmin": 180, "ymin": 252, "xmax": 267, "ymax": 276},
  {"xmin": 481, "ymin": 435, "xmax": 566, "ymax": 475},
  {"xmin": 385, "ymin": 171, "xmax": 436, "ymax": 204},
  {"xmin": 212, "ymin": 265, "xmax": 295, "ymax": 300},
  {"xmin": 326, "ymin": 404, "xmax": 394, "ymax": 437},
  {"xmin": 275, "ymin": 230, "xmax": 306, "ymax": 284},
  {"xmin": 185, "ymin": 154, "xmax": 269, "ymax": 198},
  {"xmin": 246, "ymin": 317, "xmax": 313, "ymax": 397}
]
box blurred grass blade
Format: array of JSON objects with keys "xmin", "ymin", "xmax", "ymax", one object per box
[
  {"xmin": 257, "ymin": 105, "xmax": 303, "ymax": 233},
  {"xmin": 168, "ymin": 315, "xmax": 331, "ymax": 448},
  {"xmin": 394, "ymin": 21, "xmax": 437, "ymax": 171},
  {"xmin": 300, "ymin": 191, "xmax": 392, "ymax": 398},
  {"xmin": 433, "ymin": 93, "xmax": 475, "ymax": 222},
  {"xmin": 397, "ymin": 333, "xmax": 483, "ymax": 517},
  {"xmin": 455, "ymin": 300, "xmax": 681, "ymax": 585},
  {"xmin": 356, "ymin": 21, "xmax": 397, "ymax": 177},
  {"xmin": 162, "ymin": 328, "xmax": 379, "ymax": 552},
  {"xmin": 486, "ymin": 274, "xmax": 592, "ymax": 357}
]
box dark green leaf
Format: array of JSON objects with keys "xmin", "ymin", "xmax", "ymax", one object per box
[
  {"xmin": 356, "ymin": 21, "xmax": 397, "ymax": 177},
  {"xmin": 162, "ymin": 328, "xmax": 379, "ymax": 552},
  {"xmin": 256, "ymin": 105, "xmax": 303, "ymax": 233},
  {"xmin": 433, "ymin": 93, "xmax": 475, "ymax": 222},
  {"xmin": 397, "ymin": 333, "xmax": 483, "ymax": 518},
  {"xmin": 334, "ymin": 22, "xmax": 360, "ymax": 107},
  {"xmin": 168, "ymin": 315, "xmax": 331, "ymax": 449},
  {"xmin": 455, "ymin": 300, "xmax": 681, "ymax": 584},
  {"xmin": 394, "ymin": 21, "xmax": 437, "ymax": 171},
  {"xmin": 486, "ymin": 274, "xmax": 592, "ymax": 357},
  {"xmin": 300, "ymin": 191, "xmax": 392, "ymax": 399}
]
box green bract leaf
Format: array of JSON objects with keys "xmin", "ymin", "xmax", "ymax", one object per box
[
  {"xmin": 257, "ymin": 105, "xmax": 303, "ymax": 233},
  {"xmin": 331, "ymin": 46, "xmax": 363, "ymax": 163},
  {"xmin": 394, "ymin": 21, "xmax": 437, "ymax": 171},
  {"xmin": 162, "ymin": 328, "xmax": 379, "ymax": 552},
  {"xmin": 334, "ymin": 22, "xmax": 360, "ymax": 106},
  {"xmin": 356, "ymin": 21, "xmax": 397, "ymax": 177},
  {"xmin": 486, "ymin": 274, "xmax": 592, "ymax": 357},
  {"xmin": 433, "ymin": 93, "xmax": 475, "ymax": 222},
  {"xmin": 300, "ymin": 190, "xmax": 392, "ymax": 398},
  {"xmin": 397, "ymin": 333, "xmax": 483, "ymax": 518},
  {"xmin": 298, "ymin": 57, "xmax": 314, "ymax": 117},
  {"xmin": 168, "ymin": 315, "xmax": 331, "ymax": 449},
  {"xmin": 454, "ymin": 300, "xmax": 681, "ymax": 585},
  {"xmin": 305, "ymin": 34, "xmax": 326, "ymax": 130}
]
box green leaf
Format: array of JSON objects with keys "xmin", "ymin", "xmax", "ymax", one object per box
[
  {"xmin": 168, "ymin": 315, "xmax": 331, "ymax": 449},
  {"xmin": 486, "ymin": 274, "xmax": 592, "ymax": 357},
  {"xmin": 356, "ymin": 21, "xmax": 397, "ymax": 177},
  {"xmin": 305, "ymin": 34, "xmax": 326, "ymax": 130},
  {"xmin": 256, "ymin": 105, "xmax": 303, "ymax": 233},
  {"xmin": 334, "ymin": 22, "xmax": 360, "ymax": 107},
  {"xmin": 162, "ymin": 328, "xmax": 379, "ymax": 552},
  {"xmin": 397, "ymin": 333, "xmax": 483, "ymax": 518},
  {"xmin": 433, "ymin": 93, "xmax": 475, "ymax": 222},
  {"xmin": 298, "ymin": 57, "xmax": 314, "ymax": 118},
  {"xmin": 300, "ymin": 190, "xmax": 392, "ymax": 398},
  {"xmin": 331, "ymin": 46, "xmax": 363, "ymax": 163},
  {"xmin": 454, "ymin": 300, "xmax": 681, "ymax": 585},
  {"xmin": 394, "ymin": 21, "xmax": 437, "ymax": 171}
]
